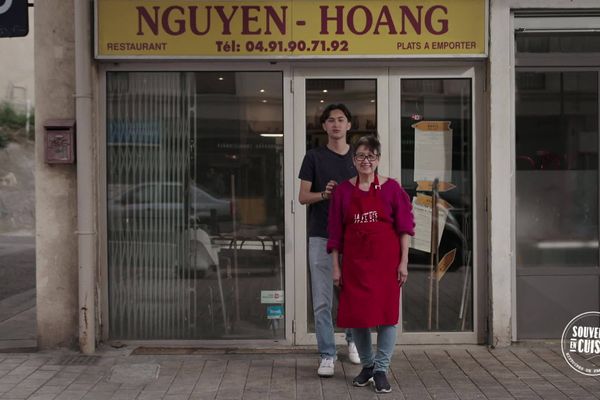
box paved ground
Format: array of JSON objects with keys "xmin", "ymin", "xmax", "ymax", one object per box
[
  {"xmin": 2, "ymin": 236, "xmax": 600, "ymax": 399},
  {"xmin": 1, "ymin": 343, "xmax": 600, "ymax": 400}
]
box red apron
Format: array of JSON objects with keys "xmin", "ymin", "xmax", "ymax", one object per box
[{"xmin": 337, "ymin": 175, "xmax": 401, "ymax": 328}]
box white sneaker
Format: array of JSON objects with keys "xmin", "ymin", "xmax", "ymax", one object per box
[
  {"xmin": 348, "ymin": 342, "xmax": 361, "ymax": 365},
  {"xmin": 317, "ymin": 357, "xmax": 335, "ymax": 377}
]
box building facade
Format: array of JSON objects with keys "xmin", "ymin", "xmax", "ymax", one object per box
[{"xmin": 34, "ymin": 0, "xmax": 600, "ymax": 352}]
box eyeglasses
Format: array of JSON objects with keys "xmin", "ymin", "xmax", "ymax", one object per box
[{"xmin": 354, "ymin": 153, "xmax": 379, "ymax": 162}]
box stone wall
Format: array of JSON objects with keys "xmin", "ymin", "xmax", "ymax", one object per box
[{"xmin": 34, "ymin": 0, "xmax": 78, "ymax": 348}]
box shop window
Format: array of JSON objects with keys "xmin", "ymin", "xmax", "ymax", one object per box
[
  {"xmin": 515, "ymin": 71, "xmax": 599, "ymax": 268},
  {"xmin": 106, "ymin": 71, "xmax": 285, "ymax": 340}
]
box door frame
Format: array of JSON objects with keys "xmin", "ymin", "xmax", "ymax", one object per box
[
  {"xmin": 98, "ymin": 62, "xmax": 297, "ymax": 345},
  {"xmin": 390, "ymin": 65, "xmax": 487, "ymax": 344},
  {"xmin": 292, "ymin": 64, "xmax": 487, "ymax": 345},
  {"xmin": 292, "ymin": 67, "xmax": 389, "ymax": 346}
]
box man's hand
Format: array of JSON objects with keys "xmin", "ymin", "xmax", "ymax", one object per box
[{"xmin": 323, "ymin": 180, "xmax": 337, "ymax": 200}]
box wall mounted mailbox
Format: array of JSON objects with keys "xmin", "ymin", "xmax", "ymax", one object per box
[{"xmin": 44, "ymin": 119, "xmax": 76, "ymax": 164}]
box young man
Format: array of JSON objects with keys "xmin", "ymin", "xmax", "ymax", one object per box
[{"xmin": 298, "ymin": 103, "xmax": 360, "ymax": 377}]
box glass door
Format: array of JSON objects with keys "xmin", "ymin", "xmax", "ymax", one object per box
[
  {"xmin": 390, "ymin": 66, "xmax": 485, "ymax": 343},
  {"xmin": 294, "ymin": 65, "xmax": 484, "ymax": 345},
  {"xmin": 293, "ymin": 68, "xmax": 388, "ymax": 345}
]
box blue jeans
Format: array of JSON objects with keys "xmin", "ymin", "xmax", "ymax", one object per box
[
  {"xmin": 308, "ymin": 237, "xmax": 353, "ymax": 358},
  {"xmin": 351, "ymin": 325, "xmax": 397, "ymax": 373}
]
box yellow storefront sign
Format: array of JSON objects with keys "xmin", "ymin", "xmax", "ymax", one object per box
[{"xmin": 96, "ymin": 0, "xmax": 487, "ymax": 58}]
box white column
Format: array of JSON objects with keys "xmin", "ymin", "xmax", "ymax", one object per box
[{"xmin": 488, "ymin": 0, "xmax": 514, "ymax": 347}]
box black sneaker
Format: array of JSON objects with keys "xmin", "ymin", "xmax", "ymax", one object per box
[
  {"xmin": 373, "ymin": 371, "xmax": 392, "ymax": 393},
  {"xmin": 352, "ymin": 366, "xmax": 374, "ymax": 387}
]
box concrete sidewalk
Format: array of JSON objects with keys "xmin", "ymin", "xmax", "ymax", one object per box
[
  {"xmin": 1, "ymin": 343, "xmax": 600, "ymax": 400},
  {"xmin": 1, "ymin": 282, "xmax": 599, "ymax": 399}
]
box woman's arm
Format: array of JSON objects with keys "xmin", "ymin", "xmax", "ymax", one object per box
[{"xmin": 391, "ymin": 181, "xmax": 416, "ymax": 237}]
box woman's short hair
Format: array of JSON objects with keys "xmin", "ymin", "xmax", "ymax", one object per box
[
  {"xmin": 319, "ymin": 103, "xmax": 352, "ymax": 124},
  {"xmin": 355, "ymin": 135, "xmax": 381, "ymax": 156}
]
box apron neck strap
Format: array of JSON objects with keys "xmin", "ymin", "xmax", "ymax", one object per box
[
  {"xmin": 354, "ymin": 174, "xmax": 380, "ymax": 194},
  {"xmin": 373, "ymin": 174, "xmax": 380, "ymax": 187}
]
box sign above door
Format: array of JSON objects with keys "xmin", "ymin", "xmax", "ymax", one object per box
[{"xmin": 95, "ymin": 0, "xmax": 488, "ymax": 59}]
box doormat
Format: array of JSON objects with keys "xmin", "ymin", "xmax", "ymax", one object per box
[
  {"xmin": 51, "ymin": 355, "xmax": 101, "ymax": 366},
  {"xmin": 131, "ymin": 346, "xmax": 317, "ymax": 355}
]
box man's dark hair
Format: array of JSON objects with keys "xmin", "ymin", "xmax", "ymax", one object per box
[
  {"xmin": 319, "ymin": 103, "xmax": 352, "ymax": 125},
  {"xmin": 355, "ymin": 135, "xmax": 381, "ymax": 156}
]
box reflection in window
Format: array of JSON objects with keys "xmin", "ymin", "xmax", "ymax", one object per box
[
  {"xmin": 306, "ymin": 79, "xmax": 377, "ymax": 148},
  {"xmin": 516, "ymin": 71, "xmax": 599, "ymax": 267},
  {"xmin": 107, "ymin": 71, "xmax": 285, "ymax": 340},
  {"xmin": 400, "ymin": 79, "xmax": 473, "ymax": 332}
]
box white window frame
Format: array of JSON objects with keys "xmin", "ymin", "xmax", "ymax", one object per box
[
  {"xmin": 97, "ymin": 60, "xmax": 485, "ymax": 346},
  {"xmin": 390, "ymin": 65, "xmax": 486, "ymax": 344},
  {"xmin": 98, "ymin": 62, "xmax": 296, "ymax": 346},
  {"xmin": 292, "ymin": 67, "xmax": 389, "ymax": 346},
  {"xmin": 512, "ymin": 10, "xmax": 600, "ymax": 340},
  {"xmin": 293, "ymin": 64, "xmax": 486, "ymax": 346}
]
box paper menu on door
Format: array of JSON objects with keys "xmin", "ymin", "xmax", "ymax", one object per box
[
  {"xmin": 413, "ymin": 121, "xmax": 453, "ymax": 183},
  {"xmin": 409, "ymin": 194, "xmax": 452, "ymax": 253}
]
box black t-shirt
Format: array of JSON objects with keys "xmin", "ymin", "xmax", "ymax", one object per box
[{"xmin": 298, "ymin": 146, "xmax": 356, "ymax": 238}]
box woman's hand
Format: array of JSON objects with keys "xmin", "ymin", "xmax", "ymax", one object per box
[
  {"xmin": 398, "ymin": 259, "xmax": 408, "ymax": 286},
  {"xmin": 332, "ymin": 249, "xmax": 342, "ymax": 287},
  {"xmin": 398, "ymin": 234, "xmax": 410, "ymax": 286},
  {"xmin": 333, "ymin": 263, "xmax": 341, "ymax": 287}
]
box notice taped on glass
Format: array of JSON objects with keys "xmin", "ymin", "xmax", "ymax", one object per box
[{"xmin": 413, "ymin": 121, "xmax": 453, "ymax": 184}]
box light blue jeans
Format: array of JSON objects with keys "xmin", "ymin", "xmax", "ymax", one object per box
[
  {"xmin": 308, "ymin": 237, "xmax": 353, "ymax": 358},
  {"xmin": 351, "ymin": 325, "xmax": 397, "ymax": 373}
]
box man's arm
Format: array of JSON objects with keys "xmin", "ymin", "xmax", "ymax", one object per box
[{"xmin": 299, "ymin": 180, "xmax": 325, "ymax": 205}]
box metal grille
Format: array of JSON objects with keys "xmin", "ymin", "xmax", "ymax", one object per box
[{"xmin": 107, "ymin": 72, "xmax": 196, "ymax": 339}]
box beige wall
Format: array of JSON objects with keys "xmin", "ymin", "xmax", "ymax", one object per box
[
  {"xmin": 0, "ymin": 7, "xmax": 34, "ymax": 109},
  {"xmin": 34, "ymin": 0, "xmax": 78, "ymax": 348}
]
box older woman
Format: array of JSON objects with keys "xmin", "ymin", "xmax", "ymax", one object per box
[{"xmin": 327, "ymin": 135, "xmax": 415, "ymax": 394}]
